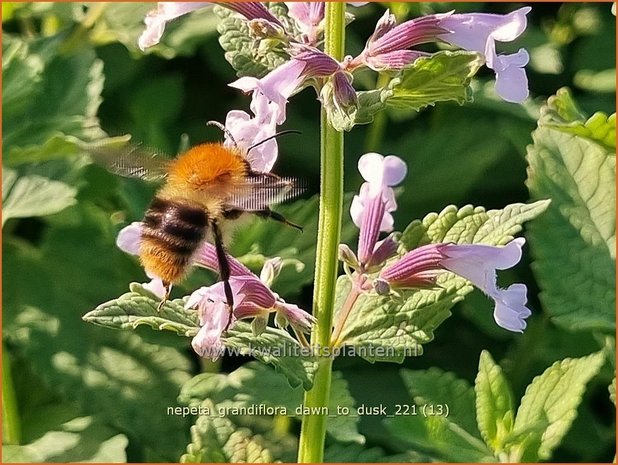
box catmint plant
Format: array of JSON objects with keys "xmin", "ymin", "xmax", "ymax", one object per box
[{"xmin": 83, "ymin": 2, "xmax": 552, "ymax": 463}]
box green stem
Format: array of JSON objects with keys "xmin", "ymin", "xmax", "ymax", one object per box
[
  {"xmin": 297, "ymin": 3, "xmax": 346, "ymax": 463},
  {"xmin": 2, "ymin": 344, "xmax": 21, "ymax": 445}
]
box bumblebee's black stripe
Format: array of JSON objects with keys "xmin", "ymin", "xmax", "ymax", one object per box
[
  {"xmin": 146, "ymin": 197, "xmax": 208, "ymax": 227},
  {"xmin": 142, "ymin": 197, "xmax": 207, "ymax": 255}
]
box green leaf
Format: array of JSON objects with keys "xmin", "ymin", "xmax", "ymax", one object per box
[
  {"xmin": 540, "ymin": 87, "xmax": 615, "ymax": 151},
  {"xmin": 3, "ymin": 205, "xmax": 192, "ymax": 460},
  {"xmin": 386, "ymin": 51, "xmax": 484, "ymax": 111},
  {"xmin": 385, "ymin": 368, "xmax": 493, "ymax": 462},
  {"xmin": 3, "ymin": 34, "xmax": 105, "ymax": 161},
  {"xmin": 332, "ymin": 274, "xmax": 464, "ymax": 362},
  {"xmin": 526, "ymin": 90, "xmax": 616, "ymax": 332},
  {"xmin": 223, "ymin": 322, "xmax": 318, "ymax": 390},
  {"xmin": 335, "ymin": 202, "xmax": 549, "ymax": 359},
  {"xmin": 400, "ymin": 201, "xmax": 551, "ymax": 249},
  {"xmin": 610, "ymin": 378, "xmax": 616, "ymax": 406},
  {"xmin": 179, "ymin": 361, "xmax": 363, "ymax": 444},
  {"xmin": 180, "ymin": 400, "xmax": 273, "ymax": 463},
  {"xmin": 2, "ymin": 415, "xmax": 128, "ymax": 463},
  {"xmin": 354, "ymin": 88, "xmax": 393, "ymax": 125},
  {"xmin": 2, "ymin": 167, "xmax": 77, "ymax": 226},
  {"xmin": 475, "ymin": 351, "xmax": 515, "ymax": 454},
  {"xmin": 214, "ymin": 5, "xmax": 287, "ymax": 78},
  {"xmin": 509, "ymin": 352, "xmax": 606, "ymax": 462},
  {"xmin": 83, "ymin": 284, "xmax": 199, "ymax": 337}
]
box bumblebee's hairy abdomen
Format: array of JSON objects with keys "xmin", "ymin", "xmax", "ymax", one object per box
[{"xmin": 139, "ymin": 197, "xmax": 208, "ymax": 284}]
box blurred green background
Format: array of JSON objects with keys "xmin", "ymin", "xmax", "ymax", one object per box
[{"xmin": 2, "ymin": 2, "xmax": 615, "ymax": 462}]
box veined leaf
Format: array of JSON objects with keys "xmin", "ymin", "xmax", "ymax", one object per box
[
  {"xmin": 179, "ymin": 361, "xmax": 362, "ymax": 444},
  {"xmin": 385, "ymin": 368, "xmax": 493, "ymax": 462},
  {"xmin": 386, "ymin": 50, "xmax": 483, "ymax": 111},
  {"xmin": 508, "ymin": 352, "xmax": 606, "ymax": 462},
  {"xmin": 2, "ymin": 167, "xmax": 77, "ymax": 226},
  {"xmin": 180, "ymin": 400, "xmax": 273, "ymax": 463},
  {"xmin": 83, "ymin": 284, "xmax": 199, "ymax": 337},
  {"xmin": 475, "ymin": 351, "xmax": 515, "ymax": 454},
  {"xmin": 214, "ymin": 5, "xmax": 287, "ymax": 78},
  {"xmin": 526, "ymin": 89, "xmax": 616, "ymax": 332}
]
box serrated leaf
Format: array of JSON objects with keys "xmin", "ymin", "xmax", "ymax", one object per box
[
  {"xmin": 385, "ymin": 368, "xmax": 492, "ymax": 462},
  {"xmin": 540, "ymin": 88, "xmax": 615, "ymax": 151},
  {"xmin": 400, "ymin": 201, "xmax": 551, "ymax": 249},
  {"xmin": 475, "ymin": 351, "xmax": 515, "ymax": 454},
  {"xmin": 3, "ymin": 34, "xmax": 105, "ymax": 160},
  {"xmin": 336, "ymin": 202, "xmax": 549, "ymax": 358},
  {"xmin": 214, "ymin": 5, "xmax": 287, "ymax": 78},
  {"xmin": 180, "ymin": 400, "xmax": 273, "ymax": 463},
  {"xmin": 2, "ymin": 415, "xmax": 128, "ymax": 463},
  {"xmin": 179, "ymin": 361, "xmax": 363, "ymax": 444},
  {"xmin": 83, "ymin": 285, "xmax": 199, "ymax": 337},
  {"xmin": 527, "ymin": 91, "xmax": 616, "ymax": 332},
  {"xmin": 509, "ymin": 352, "xmax": 606, "ymax": 462},
  {"xmin": 2, "ymin": 167, "xmax": 77, "ymax": 226},
  {"xmin": 223, "ymin": 322, "xmax": 317, "ymax": 390},
  {"xmin": 386, "ymin": 50, "xmax": 483, "ymax": 111},
  {"xmin": 333, "ymin": 274, "xmax": 466, "ymax": 362}
]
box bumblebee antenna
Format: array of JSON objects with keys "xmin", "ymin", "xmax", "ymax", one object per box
[
  {"xmin": 247, "ymin": 130, "xmax": 302, "ymax": 153},
  {"xmin": 207, "ymin": 120, "xmax": 238, "ymax": 147}
]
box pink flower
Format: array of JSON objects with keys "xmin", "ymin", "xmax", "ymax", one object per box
[
  {"xmin": 380, "ymin": 238, "xmax": 532, "ymax": 332},
  {"xmin": 350, "ymin": 153, "xmax": 407, "ymax": 265},
  {"xmin": 438, "ymin": 7, "xmax": 531, "ymax": 103},
  {"xmin": 351, "ymin": 9, "xmax": 448, "ymax": 71}
]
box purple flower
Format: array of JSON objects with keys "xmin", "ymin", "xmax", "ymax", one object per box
[
  {"xmin": 138, "ymin": 2, "xmax": 281, "ymax": 51},
  {"xmin": 380, "ymin": 238, "xmax": 532, "ymax": 332},
  {"xmin": 438, "ymin": 7, "xmax": 532, "ymax": 103},
  {"xmin": 350, "ymin": 153, "xmax": 407, "ymax": 266},
  {"xmin": 117, "ymin": 222, "xmax": 315, "ymax": 359},
  {"xmin": 351, "ymin": 9, "xmax": 448, "ymax": 71},
  {"xmin": 186, "ymin": 273, "xmax": 315, "ymax": 359}
]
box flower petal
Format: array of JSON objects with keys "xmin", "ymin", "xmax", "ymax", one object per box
[
  {"xmin": 138, "ymin": 2, "xmax": 211, "ymax": 50},
  {"xmin": 116, "ymin": 222, "xmax": 143, "ymax": 255},
  {"xmin": 492, "ymin": 283, "xmax": 531, "ymax": 332}
]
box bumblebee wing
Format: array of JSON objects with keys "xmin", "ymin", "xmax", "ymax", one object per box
[
  {"xmin": 87, "ymin": 142, "xmax": 170, "ymax": 182},
  {"xmin": 227, "ymin": 174, "xmax": 304, "ymax": 211}
]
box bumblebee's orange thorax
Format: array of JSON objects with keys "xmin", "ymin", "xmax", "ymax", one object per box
[{"xmin": 161, "ymin": 143, "xmax": 248, "ymax": 208}]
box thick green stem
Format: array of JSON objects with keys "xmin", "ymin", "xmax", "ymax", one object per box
[
  {"xmin": 2, "ymin": 345, "xmax": 21, "ymax": 445},
  {"xmin": 297, "ymin": 3, "xmax": 346, "ymax": 463}
]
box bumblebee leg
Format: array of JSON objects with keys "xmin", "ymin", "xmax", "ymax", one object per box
[
  {"xmin": 157, "ymin": 281, "xmax": 172, "ymax": 311},
  {"xmin": 212, "ymin": 220, "xmax": 234, "ymax": 331},
  {"xmin": 255, "ymin": 208, "xmax": 303, "ymax": 232}
]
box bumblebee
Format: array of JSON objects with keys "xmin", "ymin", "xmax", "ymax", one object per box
[{"xmin": 93, "ymin": 122, "xmax": 302, "ymax": 321}]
